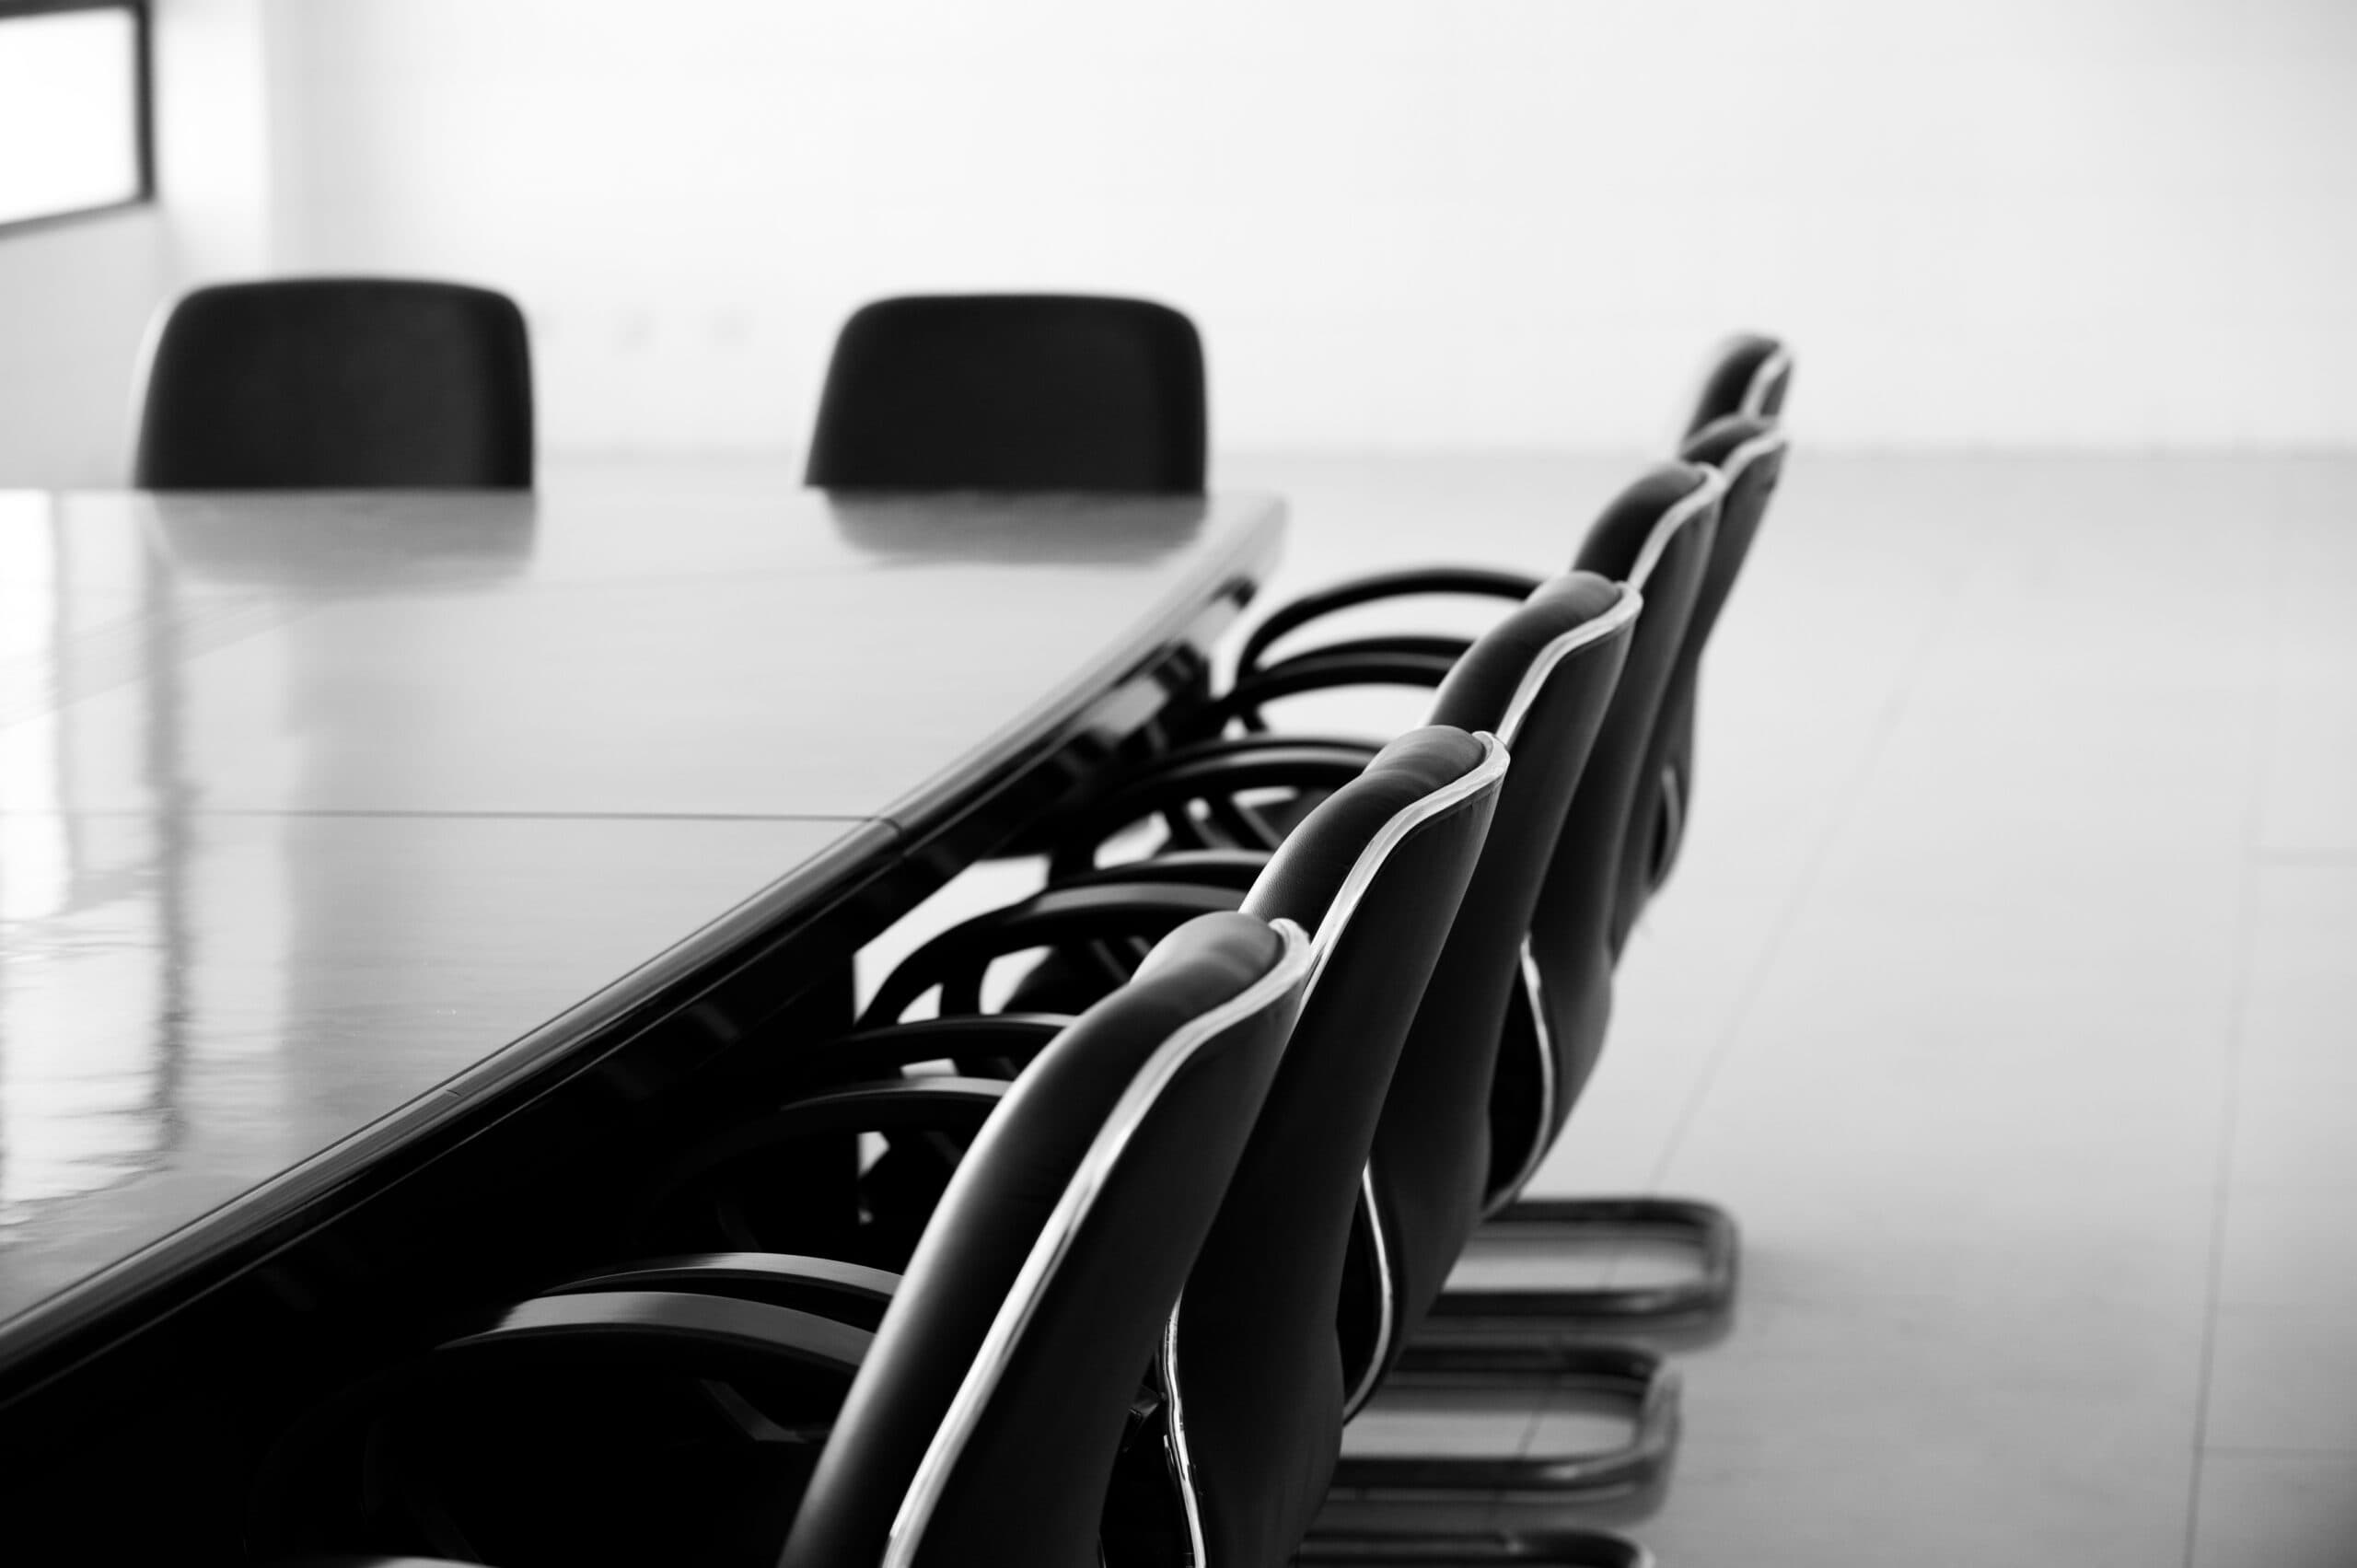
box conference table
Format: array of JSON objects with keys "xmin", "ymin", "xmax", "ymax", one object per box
[{"xmin": 0, "ymin": 479, "xmax": 1283, "ymax": 1515}]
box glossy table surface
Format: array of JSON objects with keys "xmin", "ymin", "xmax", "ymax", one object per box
[{"xmin": 0, "ymin": 483, "xmax": 1282, "ymax": 1360}]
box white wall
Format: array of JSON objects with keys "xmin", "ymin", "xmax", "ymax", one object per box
[
  {"xmin": 9, "ymin": 0, "xmax": 2354, "ymax": 472},
  {"xmin": 258, "ymin": 0, "xmax": 2357, "ymax": 454},
  {"xmin": 156, "ymin": 0, "xmax": 280, "ymax": 282},
  {"xmin": 0, "ymin": 212, "xmax": 169, "ymax": 486},
  {"xmin": 0, "ymin": 0, "xmax": 279, "ymax": 486}
]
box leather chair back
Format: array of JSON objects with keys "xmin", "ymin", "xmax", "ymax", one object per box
[
  {"xmin": 1582, "ymin": 467, "xmax": 1724, "ymax": 958},
  {"xmin": 134, "ymin": 278, "xmax": 534, "ymax": 489},
  {"xmin": 1488, "ymin": 464, "xmax": 1723, "ymax": 1200},
  {"xmin": 1638, "ymin": 412, "xmax": 1792, "ymax": 889},
  {"xmin": 783, "ymin": 912, "xmax": 1307, "ymax": 1568},
  {"xmin": 1174, "ymin": 726, "xmax": 1504, "ymax": 1568},
  {"xmin": 806, "ymin": 295, "xmax": 1207, "ymax": 493},
  {"xmin": 1362, "ymin": 574, "xmax": 1636, "ymax": 1366},
  {"xmin": 1683, "ymin": 331, "xmax": 1792, "ymax": 438}
]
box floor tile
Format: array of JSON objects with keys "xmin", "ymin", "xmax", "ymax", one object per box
[
  {"xmin": 2239, "ymin": 865, "xmax": 2357, "ymax": 1087},
  {"xmin": 2259, "ymin": 680, "xmax": 2357, "ymax": 854},
  {"xmin": 2229, "ymin": 1086, "xmax": 2357, "ymax": 1192},
  {"xmin": 1310, "ymin": 1493, "xmax": 1506, "ymax": 1538},
  {"xmin": 1443, "ymin": 1221, "xmax": 1716, "ymax": 1297},
  {"xmin": 2207, "ymin": 1307, "xmax": 2357, "ymax": 1452},
  {"xmin": 2220, "ymin": 1189, "xmax": 2357, "ymax": 1312},
  {"xmin": 1516, "ymin": 1291, "xmax": 2202, "ymax": 1567},
  {"xmin": 2189, "ymin": 1450, "xmax": 2357, "ymax": 1568},
  {"xmin": 1339, "ymin": 1381, "xmax": 1548, "ymax": 1461}
]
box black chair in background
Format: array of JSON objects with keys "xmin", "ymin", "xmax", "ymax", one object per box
[
  {"xmin": 251, "ymin": 911, "xmax": 1312, "ymax": 1568},
  {"xmin": 804, "ymin": 291, "xmax": 1218, "ymax": 861},
  {"xmin": 806, "ymin": 294, "xmax": 1208, "ymax": 493},
  {"xmin": 134, "ymin": 278, "xmax": 534, "ymax": 489}
]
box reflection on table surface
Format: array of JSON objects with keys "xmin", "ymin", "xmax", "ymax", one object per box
[
  {"xmin": 0, "ymin": 483, "xmax": 1282, "ymax": 1340},
  {"xmin": 1, "ymin": 487, "xmax": 1250, "ymax": 819}
]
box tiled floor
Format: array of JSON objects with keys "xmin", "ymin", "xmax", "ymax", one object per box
[{"xmin": 876, "ymin": 448, "xmax": 2357, "ymax": 1565}]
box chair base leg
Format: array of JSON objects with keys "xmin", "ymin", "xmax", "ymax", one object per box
[
  {"xmin": 1427, "ymin": 1195, "xmax": 1738, "ymax": 1335},
  {"xmin": 1298, "ymin": 1527, "xmax": 1654, "ymax": 1568},
  {"xmin": 1329, "ymin": 1344, "xmax": 1677, "ymax": 1504}
]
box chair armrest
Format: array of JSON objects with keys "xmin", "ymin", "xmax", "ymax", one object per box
[
  {"xmin": 251, "ymin": 1293, "xmax": 862, "ymax": 1565},
  {"xmin": 1044, "ymin": 738, "xmax": 1379, "ymax": 879},
  {"xmin": 261, "ymin": 1295, "xmax": 872, "ymax": 1561},
  {"xmin": 438, "ymin": 1289, "xmax": 873, "ymax": 1386},
  {"xmin": 787, "ymin": 1014, "xmax": 1071, "ymax": 1086},
  {"xmin": 627, "ymin": 1077, "xmax": 1012, "ymax": 1246},
  {"xmin": 1048, "ymin": 850, "xmax": 1273, "ymax": 893},
  {"xmin": 1244, "ymin": 636, "xmax": 1477, "ymax": 692},
  {"xmin": 713, "ymin": 1010, "xmax": 1073, "ymax": 1108},
  {"xmin": 1111, "ymin": 733, "xmax": 1387, "ymax": 772},
  {"xmin": 1260, "ymin": 633, "xmax": 1478, "ymax": 666},
  {"xmin": 859, "ymin": 882, "xmax": 1247, "ymax": 1028},
  {"xmin": 1235, "ymin": 565, "xmax": 1541, "ymax": 680},
  {"xmin": 547, "ymin": 1252, "xmax": 902, "ymax": 1329},
  {"xmin": 1201, "ymin": 649, "xmax": 1460, "ymax": 737}
]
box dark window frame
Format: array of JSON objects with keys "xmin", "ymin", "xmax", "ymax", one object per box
[{"xmin": 0, "ymin": 0, "xmax": 154, "ymax": 238}]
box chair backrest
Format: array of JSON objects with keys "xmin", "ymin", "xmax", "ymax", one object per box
[
  {"xmin": 782, "ymin": 911, "xmax": 1309, "ymax": 1568},
  {"xmin": 1170, "ymin": 726, "xmax": 1504, "ymax": 1568},
  {"xmin": 1682, "ymin": 331, "xmax": 1793, "ymax": 439},
  {"xmin": 1586, "ymin": 467, "xmax": 1725, "ymax": 958},
  {"xmin": 1490, "ymin": 464, "xmax": 1723, "ymax": 1200},
  {"xmin": 1635, "ymin": 412, "xmax": 1792, "ymax": 889},
  {"xmin": 134, "ymin": 278, "xmax": 534, "ymax": 489},
  {"xmin": 1361, "ymin": 573, "xmax": 1637, "ymax": 1367},
  {"xmin": 805, "ymin": 295, "xmax": 1208, "ymax": 493}
]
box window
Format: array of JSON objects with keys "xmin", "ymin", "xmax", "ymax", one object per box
[{"xmin": 0, "ymin": 2, "xmax": 150, "ymax": 233}]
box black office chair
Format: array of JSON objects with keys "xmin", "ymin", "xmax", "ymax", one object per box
[
  {"xmin": 1434, "ymin": 463, "xmax": 1736, "ymax": 1340},
  {"xmin": 806, "ymin": 294, "xmax": 1208, "ymax": 493},
  {"xmin": 802, "ymin": 291, "xmax": 1217, "ymax": 858},
  {"xmin": 888, "ymin": 583, "xmax": 1691, "ymax": 1522},
  {"xmin": 1062, "ymin": 582, "xmax": 1682, "ymax": 1515},
  {"xmin": 1682, "ymin": 331, "xmax": 1794, "ymax": 438},
  {"xmin": 1039, "ymin": 576, "xmax": 1642, "ymax": 1360},
  {"xmin": 1352, "ymin": 582, "xmax": 1638, "ymax": 1373},
  {"xmin": 134, "ymin": 278, "xmax": 534, "ymax": 489},
  {"xmin": 251, "ymin": 911, "xmax": 1312, "ymax": 1568},
  {"xmin": 1145, "ymin": 733, "xmax": 1658, "ymax": 1565},
  {"xmin": 1631, "ymin": 412, "xmax": 1789, "ymax": 894}
]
